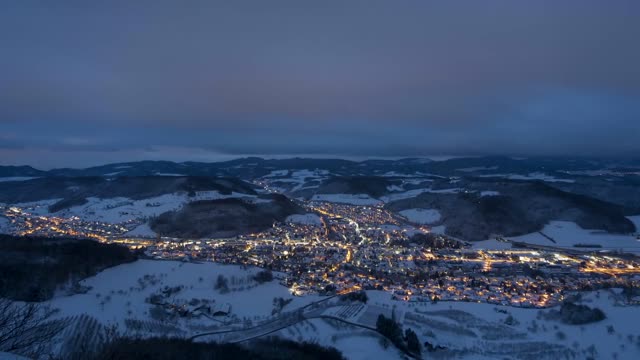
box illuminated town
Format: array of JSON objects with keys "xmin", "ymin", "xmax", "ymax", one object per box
[{"xmin": 3, "ymin": 201, "xmax": 640, "ymax": 309}]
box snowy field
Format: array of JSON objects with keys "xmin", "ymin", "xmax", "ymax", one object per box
[
  {"xmin": 274, "ymin": 318, "xmax": 403, "ymax": 360},
  {"xmin": 49, "ymin": 260, "xmax": 321, "ymax": 329},
  {"xmin": 3, "ymin": 199, "xmax": 62, "ymax": 215},
  {"xmin": 480, "ymin": 190, "xmax": 500, "ymax": 197},
  {"xmin": 17, "ymin": 191, "xmax": 259, "ymax": 224},
  {"xmin": 381, "ymin": 187, "xmax": 462, "ymax": 203},
  {"xmin": 72, "ymin": 191, "xmax": 257, "ymax": 221},
  {"xmin": 363, "ymin": 290, "xmax": 640, "ymax": 359},
  {"xmin": 261, "ymin": 169, "xmax": 330, "ymax": 192},
  {"xmin": 32, "ymin": 259, "xmax": 640, "ymax": 359},
  {"xmin": 511, "ymin": 220, "xmax": 640, "ymax": 254},
  {"xmin": 399, "ymin": 208, "xmax": 441, "ymax": 224},
  {"xmin": 472, "ymin": 217, "xmax": 640, "ymax": 254},
  {"xmin": 380, "ymin": 188, "xmax": 432, "ymax": 202}
]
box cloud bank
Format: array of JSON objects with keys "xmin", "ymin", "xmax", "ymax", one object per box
[{"xmin": 1, "ymin": 1, "xmax": 639, "ymax": 167}]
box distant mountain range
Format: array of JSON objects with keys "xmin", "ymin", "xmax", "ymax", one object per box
[
  {"xmin": 2, "ymin": 156, "xmax": 639, "ymax": 179},
  {"xmin": 2, "ymin": 156, "xmax": 639, "ymax": 241}
]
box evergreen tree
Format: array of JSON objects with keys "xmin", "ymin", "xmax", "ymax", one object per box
[{"xmin": 405, "ymin": 328, "xmax": 421, "ymax": 355}]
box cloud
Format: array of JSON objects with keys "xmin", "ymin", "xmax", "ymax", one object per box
[{"xmin": 1, "ymin": 1, "xmax": 639, "ymax": 166}]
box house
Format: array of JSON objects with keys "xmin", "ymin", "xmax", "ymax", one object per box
[{"xmin": 212, "ymin": 302, "xmax": 231, "ymax": 316}]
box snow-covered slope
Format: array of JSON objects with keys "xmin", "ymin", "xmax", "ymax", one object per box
[
  {"xmin": 479, "ymin": 172, "xmax": 575, "ymax": 183},
  {"xmin": 274, "ymin": 318, "xmax": 403, "ymax": 360},
  {"xmin": 311, "ymin": 194, "xmax": 382, "ymax": 206},
  {"xmin": 43, "ymin": 259, "xmax": 640, "ymax": 359},
  {"xmin": 125, "ymin": 223, "xmax": 156, "ymax": 237},
  {"xmin": 49, "ymin": 260, "xmax": 321, "ymax": 328},
  {"xmin": 511, "ymin": 221, "xmax": 640, "ymax": 254},
  {"xmin": 364, "ymin": 290, "xmax": 640, "ymax": 359},
  {"xmin": 53, "ymin": 191, "xmax": 260, "ymax": 224},
  {"xmin": 0, "ymin": 177, "xmax": 39, "ymax": 182},
  {"xmin": 286, "ymin": 213, "xmax": 323, "ymax": 226},
  {"xmin": 399, "ymin": 208, "xmax": 441, "ymax": 224}
]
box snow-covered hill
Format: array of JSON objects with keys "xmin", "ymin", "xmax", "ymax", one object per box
[
  {"xmin": 54, "ymin": 191, "xmax": 261, "ymax": 224},
  {"xmin": 44, "ymin": 259, "xmax": 640, "ymax": 360},
  {"xmin": 473, "ymin": 217, "xmax": 640, "ymax": 255}
]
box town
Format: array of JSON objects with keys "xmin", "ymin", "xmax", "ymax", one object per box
[{"xmin": 3, "ymin": 200, "xmax": 640, "ymax": 309}]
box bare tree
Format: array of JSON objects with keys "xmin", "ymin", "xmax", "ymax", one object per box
[{"xmin": 0, "ymin": 299, "xmax": 65, "ymax": 356}]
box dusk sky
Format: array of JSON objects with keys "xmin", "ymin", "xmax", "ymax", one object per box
[{"xmin": 1, "ymin": 1, "xmax": 639, "ymax": 168}]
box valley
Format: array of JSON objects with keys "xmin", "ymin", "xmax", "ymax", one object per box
[{"xmin": 1, "ymin": 157, "xmax": 640, "ymax": 359}]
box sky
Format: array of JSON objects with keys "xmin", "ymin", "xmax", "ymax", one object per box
[{"xmin": 1, "ymin": 0, "xmax": 640, "ymax": 168}]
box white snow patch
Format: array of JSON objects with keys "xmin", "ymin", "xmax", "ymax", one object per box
[
  {"xmin": 56, "ymin": 195, "xmax": 187, "ymax": 223},
  {"xmin": 261, "ymin": 169, "xmax": 330, "ymax": 192},
  {"xmin": 381, "ymin": 171, "xmax": 416, "ymax": 177},
  {"xmin": 154, "ymin": 173, "xmax": 186, "ymax": 176},
  {"xmin": 11, "ymin": 199, "xmax": 63, "ymax": 215},
  {"xmin": 380, "ymin": 188, "xmax": 431, "ymax": 202},
  {"xmin": 0, "ymin": 177, "xmax": 38, "ymax": 182},
  {"xmin": 125, "ymin": 223, "xmax": 156, "ymax": 237},
  {"xmin": 274, "ymin": 318, "xmax": 403, "ymax": 360},
  {"xmin": 383, "ymin": 188, "xmax": 461, "ymax": 202},
  {"xmin": 262, "ymin": 170, "xmax": 289, "ymax": 178},
  {"xmin": 511, "ymin": 221, "xmax": 640, "ymax": 254},
  {"xmin": 480, "ymin": 190, "xmax": 500, "ymax": 197},
  {"xmin": 479, "ymin": 172, "xmax": 575, "ymax": 183},
  {"xmin": 456, "ymin": 166, "xmax": 498, "ymax": 172},
  {"xmin": 381, "ymin": 171, "xmax": 446, "ymax": 178},
  {"xmin": 51, "ymin": 191, "xmax": 257, "ymax": 224},
  {"xmin": 402, "ymin": 178, "xmax": 432, "ymax": 185},
  {"xmin": 386, "ymin": 184, "xmax": 404, "ymax": 192},
  {"xmin": 311, "ymin": 194, "xmax": 382, "ymax": 206},
  {"xmin": 428, "ymin": 187, "xmax": 461, "ymax": 194},
  {"xmin": 286, "ymin": 213, "xmax": 322, "ymax": 226},
  {"xmin": 399, "ymin": 208, "xmax": 441, "ymax": 224}
]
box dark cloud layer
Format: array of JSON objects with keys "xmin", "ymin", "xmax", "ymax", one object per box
[{"xmin": 1, "ymin": 1, "xmax": 639, "ymax": 167}]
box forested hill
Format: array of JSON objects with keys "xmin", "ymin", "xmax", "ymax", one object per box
[{"xmin": 0, "ymin": 235, "xmax": 137, "ymax": 301}]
